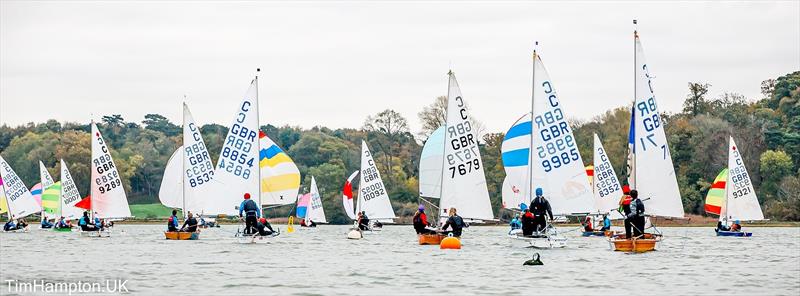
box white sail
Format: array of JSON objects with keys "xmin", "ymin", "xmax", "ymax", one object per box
[
  {"xmin": 418, "ymin": 126, "xmax": 445, "ymax": 199},
  {"xmin": 724, "ymin": 137, "xmax": 764, "ymax": 221},
  {"xmin": 0, "ymin": 155, "xmax": 40, "ymax": 219},
  {"xmin": 439, "ymin": 72, "xmax": 493, "ymax": 221},
  {"xmin": 529, "ymin": 54, "xmax": 593, "ymax": 215},
  {"xmin": 592, "ymin": 134, "xmax": 624, "ymax": 219},
  {"xmin": 501, "ymin": 113, "xmax": 532, "ymax": 210},
  {"xmin": 207, "ymin": 79, "xmax": 261, "ymax": 215},
  {"xmin": 59, "ymin": 159, "xmax": 84, "ymax": 220},
  {"xmin": 342, "ymin": 170, "xmax": 358, "ymax": 220},
  {"xmin": 306, "ymin": 176, "xmax": 326, "ymax": 223},
  {"xmin": 39, "ymin": 160, "xmax": 58, "ymax": 219},
  {"xmin": 91, "ymin": 122, "xmax": 131, "ymax": 219},
  {"xmin": 158, "ymin": 147, "xmax": 183, "ymax": 209},
  {"xmin": 259, "ymin": 131, "xmax": 300, "ymax": 206},
  {"xmin": 630, "ymin": 34, "xmax": 684, "ymax": 218},
  {"xmin": 356, "ymin": 141, "xmax": 395, "ymax": 220},
  {"xmin": 181, "ymin": 104, "xmax": 216, "ymax": 214}
]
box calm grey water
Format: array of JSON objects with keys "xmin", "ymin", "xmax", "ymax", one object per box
[{"xmin": 1, "ymin": 225, "xmax": 799, "ymax": 295}]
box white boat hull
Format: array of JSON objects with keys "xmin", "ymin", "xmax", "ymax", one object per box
[
  {"xmin": 80, "ymin": 230, "xmax": 111, "ymax": 238},
  {"xmin": 507, "ymin": 229, "xmax": 567, "ymax": 249},
  {"xmin": 2, "ymin": 226, "xmax": 29, "ymax": 233},
  {"xmin": 236, "ymin": 232, "xmax": 280, "ymax": 244}
]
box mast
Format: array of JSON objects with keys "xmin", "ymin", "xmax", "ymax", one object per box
[
  {"xmin": 437, "ymin": 70, "xmax": 452, "ymax": 224},
  {"xmin": 254, "ymin": 69, "xmax": 263, "ymax": 212},
  {"xmin": 723, "ymin": 136, "xmax": 731, "ymax": 225},
  {"xmin": 529, "ymin": 41, "xmax": 537, "ymax": 204},
  {"xmin": 90, "ymin": 120, "xmax": 95, "ymax": 221},
  {"xmin": 632, "ymin": 19, "xmax": 638, "ymax": 190},
  {"xmin": 181, "ymin": 100, "xmax": 187, "ymax": 220},
  {"xmin": 59, "ymin": 161, "xmax": 63, "ymax": 218}
]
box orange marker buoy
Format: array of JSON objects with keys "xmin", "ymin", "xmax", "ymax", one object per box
[{"xmin": 440, "ymin": 236, "xmax": 461, "ymax": 249}]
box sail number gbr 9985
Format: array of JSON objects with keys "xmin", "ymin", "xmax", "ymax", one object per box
[{"xmin": 535, "ymin": 81, "xmax": 579, "ymax": 172}]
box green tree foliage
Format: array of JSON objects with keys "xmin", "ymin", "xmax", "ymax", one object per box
[{"xmin": 1, "ymin": 71, "xmax": 799, "ymax": 222}]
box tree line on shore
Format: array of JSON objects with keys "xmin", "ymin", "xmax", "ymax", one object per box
[{"xmin": 1, "ymin": 71, "xmax": 797, "ymax": 223}]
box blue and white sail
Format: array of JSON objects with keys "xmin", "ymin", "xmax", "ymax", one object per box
[{"xmin": 418, "ymin": 126, "xmax": 445, "ymax": 199}]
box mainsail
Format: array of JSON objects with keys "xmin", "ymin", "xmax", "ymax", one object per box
[
  {"xmin": 356, "ymin": 141, "xmax": 395, "ymax": 220},
  {"xmin": 592, "ymin": 134, "xmax": 624, "ymax": 219},
  {"xmin": 527, "ymin": 52, "xmax": 593, "ymax": 215},
  {"xmin": 306, "ymin": 176, "xmax": 326, "ymax": 223},
  {"xmin": 342, "ymin": 170, "xmax": 359, "ymax": 220},
  {"xmin": 91, "ymin": 122, "xmax": 131, "ymax": 219},
  {"xmin": 59, "ymin": 159, "xmax": 84, "ymax": 220},
  {"xmin": 259, "ymin": 131, "xmax": 300, "ymax": 206},
  {"xmin": 0, "ymin": 155, "xmax": 40, "ymax": 219},
  {"xmin": 207, "ymin": 79, "xmax": 261, "ymax": 215},
  {"xmin": 627, "ymin": 32, "xmax": 684, "ymax": 218},
  {"xmin": 418, "ymin": 126, "xmax": 445, "ymax": 199},
  {"xmin": 438, "ymin": 72, "xmax": 493, "ymax": 221},
  {"xmin": 722, "ymin": 137, "xmax": 764, "ymax": 222}
]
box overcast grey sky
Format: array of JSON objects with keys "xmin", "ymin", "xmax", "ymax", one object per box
[{"xmin": 1, "ymin": 1, "xmax": 798, "ymax": 135}]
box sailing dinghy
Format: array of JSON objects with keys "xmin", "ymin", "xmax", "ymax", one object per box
[
  {"xmin": 159, "ymin": 103, "xmax": 216, "ymax": 240},
  {"xmin": 417, "ymin": 71, "xmax": 494, "ymax": 245},
  {"xmin": 342, "ymin": 141, "xmax": 396, "ymax": 239},
  {"xmin": 704, "ymin": 137, "xmax": 764, "ymax": 237},
  {"xmin": 0, "ymin": 155, "xmax": 41, "ymax": 233},
  {"xmin": 81, "ymin": 122, "xmax": 132, "ymax": 238},
  {"xmin": 296, "ymin": 176, "xmax": 326, "ymax": 230},
  {"xmin": 608, "ymin": 25, "xmax": 685, "ymax": 252},
  {"xmin": 503, "ymin": 45, "xmax": 593, "ymax": 248},
  {"xmin": 581, "ymin": 134, "xmax": 625, "ymax": 237},
  {"xmin": 40, "ymin": 160, "xmax": 85, "ymax": 232}
]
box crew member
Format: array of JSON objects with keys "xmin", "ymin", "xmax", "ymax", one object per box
[
  {"xmin": 509, "ymin": 214, "xmax": 522, "ymax": 231},
  {"xmin": 256, "ymin": 217, "xmax": 275, "ymax": 236},
  {"xmin": 628, "ymin": 190, "xmax": 646, "ymax": 237},
  {"xmin": 167, "ymin": 209, "xmax": 179, "ymax": 232},
  {"xmin": 601, "ymin": 215, "xmax": 611, "ymax": 231},
  {"xmin": 619, "ymin": 185, "xmax": 634, "ymax": 239},
  {"xmin": 238, "ymin": 193, "xmax": 261, "ymax": 234},
  {"xmin": 41, "ymin": 218, "xmax": 54, "ymax": 229},
  {"xmin": 180, "ymin": 212, "xmax": 199, "ymax": 232},
  {"xmin": 78, "ymin": 212, "xmax": 97, "ymax": 231},
  {"xmin": 357, "ymin": 211, "xmax": 370, "ymax": 231},
  {"xmin": 520, "ymin": 209, "xmax": 535, "ymax": 236},
  {"xmin": 529, "ymin": 188, "xmax": 553, "ymax": 233},
  {"xmin": 441, "ymin": 208, "xmax": 468, "ymax": 237},
  {"xmin": 412, "ymin": 205, "xmax": 436, "ymax": 234}
]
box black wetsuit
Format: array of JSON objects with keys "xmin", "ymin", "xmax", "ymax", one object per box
[
  {"xmin": 441, "ymin": 215, "xmax": 468, "ymax": 237},
  {"xmin": 520, "ymin": 213, "xmax": 535, "ymax": 236},
  {"xmin": 181, "ymin": 217, "xmax": 198, "ymax": 232},
  {"xmin": 622, "ymin": 196, "xmax": 633, "ymax": 239},
  {"xmin": 256, "ymin": 222, "xmax": 274, "ymax": 236},
  {"xmin": 358, "ymin": 215, "xmax": 370, "ymax": 231},
  {"xmin": 413, "ymin": 212, "xmax": 434, "ymax": 234},
  {"xmin": 630, "ymin": 198, "xmax": 646, "ymax": 237},
  {"xmin": 241, "ymin": 199, "xmax": 259, "ymax": 234},
  {"xmin": 529, "ymin": 196, "xmax": 553, "ymax": 232}
]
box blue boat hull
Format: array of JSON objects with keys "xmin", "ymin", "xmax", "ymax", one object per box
[
  {"xmin": 716, "ymin": 230, "xmax": 752, "ymax": 237},
  {"xmin": 581, "ymin": 231, "xmax": 606, "ymax": 237}
]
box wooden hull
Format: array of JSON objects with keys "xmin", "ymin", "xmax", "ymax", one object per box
[
  {"xmin": 717, "ymin": 230, "xmax": 752, "ymax": 237},
  {"xmin": 418, "ymin": 234, "xmax": 446, "ymax": 245},
  {"xmin": 609, "ymin": 233, "xmax": 660, "ymax": 252},
  {"xmin": 164, "ymin": 231, "xmax": 199, "ymax": 240}
]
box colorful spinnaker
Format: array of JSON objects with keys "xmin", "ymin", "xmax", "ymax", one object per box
[
  {"xmin": 342, "ymin": 170, "xmax": 359, "ymax": 220},
  {"xmin": 259, "ymin": 131, "xmax": 300, "ymax": 206},
  {"xmin": 41, "ymin": 181, "xmax": 61, "ymax": 218},
  {"xmin": 30, "ymin": 183, "xmax": 43, "ymax": 207},
  {"xmin": 0, "ymin": 155, "xmax": 42, "ymax": 219},
  {"xmin": 704, "ymin": 169, "xmax": 727, "ymax": 215},
  {"xmin": 91, "ymin": 122, "xmax": 132, "ymax": 219}
]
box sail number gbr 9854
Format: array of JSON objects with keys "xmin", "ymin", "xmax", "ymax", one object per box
[
  {"xmin": 446, "ymin": 96, "xmax": 481, "ymax": 178},
  {"xmin": 535, "ymin": 81, "xmax": 578, "ymax": 172},
  {"xmin": 217, "ymin": 101, "xmax": 257, "ymax": 180}
]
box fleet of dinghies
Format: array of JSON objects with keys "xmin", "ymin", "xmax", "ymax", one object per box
[{"xmin": 0, "ymin": 23, "xmax": 764, "ymax": 252}]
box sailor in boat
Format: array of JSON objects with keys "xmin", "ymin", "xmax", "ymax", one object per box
[
  {"xmin": 441, "ymin": 208, "xmax": 468, "ymax": 237},
  {"xmin": 167, "ymin": 210, "xmax": 179, "ymax": 232},
  {"xmin": 3, "ymin": 219, "xmax": 25, "ymax": 231},
  {"xmin": 600, "ymin": 215, "xmax": 611, "ymax": 231},
  {"xmin": 729, "ymin": 220, "xmax": 742, "ymax": 232},
  {"xmin": 627, "ymin": 190, "xmax": 646, "ymax": 237},
  {"xmin": 715, "ymin": 221, "xmax": 730, "ymax": 232},
  {"xmin": 582, "ymin": 216, "xmax": 594, "ymax": 232},
  {"xmin": 520, "ymin": 209, "xmax": 536, "ymax": 236},
  {"xmin": 180, "ymin": 211, "xmax": 199, "ymax": 233},
  {"xmin": 55, "ymin": 216, "xmax": 71, "ymax": 229},
  {"xmin": 529, "ymin": 188, "xmax": 553, "ymax": 233},
  {"xmin": 357, "ymin": 211, "xmax": 370, "ymax": 231},
  {"xmin": 509, "ymin": 214, "xmax": 522, "ymax": 231},
  {"xmin": 299, "ymin": 218, "xmax": 317, "ymax": 228},
  {"xmin": 78, "ymin": 211, "xmax": 97, "ymax": 231},
  {"xmin": 412, "ymin": 204, "xmax": 436, "ymax": 234},
  {"xmin": 238, "ymin": 193, "xmax": 260, "ymax": 234},
  {"xmin": 255, "ymin": 217, "xmax": 276, "ymax": 236},
  {"xmin": 41, "ymin": 218, "xmax": 54, "ymax": 229},
  {"xmin": 618, "ymin": 185, "xmax": 634, "ymax": 238}
]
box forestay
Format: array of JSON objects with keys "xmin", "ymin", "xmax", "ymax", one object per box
[
  {"xmin": 0, "ymin": 155, "xmax": 40, "ymax": 219},
  {"xmin": 592, "ymin": 134, "xmax": 624, "ymax": 219},
  {"xmin": 439, "ymin": 72, "xmax": 493, "ymax": 221},
  {"xmin": 529, "ymin": 54, "xmax": 593, "ymax": 215},
  {"xmin": 259, "ymin": 131, "xmax": 300, "ymax": 206},
  {"xmin": 418, "ymin": 126, "xmax": 445, "ymax": 199},
  {"xmin": 356, "ymin": 141, "xmax": 395, "ymax": 220},
  {"xmin": 91, "ymin": 122, "xmax": 132, "ymax": 219},
  {"xmin": 628, "ymin": 34, "xmax": 684, "ymax": 218}
]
